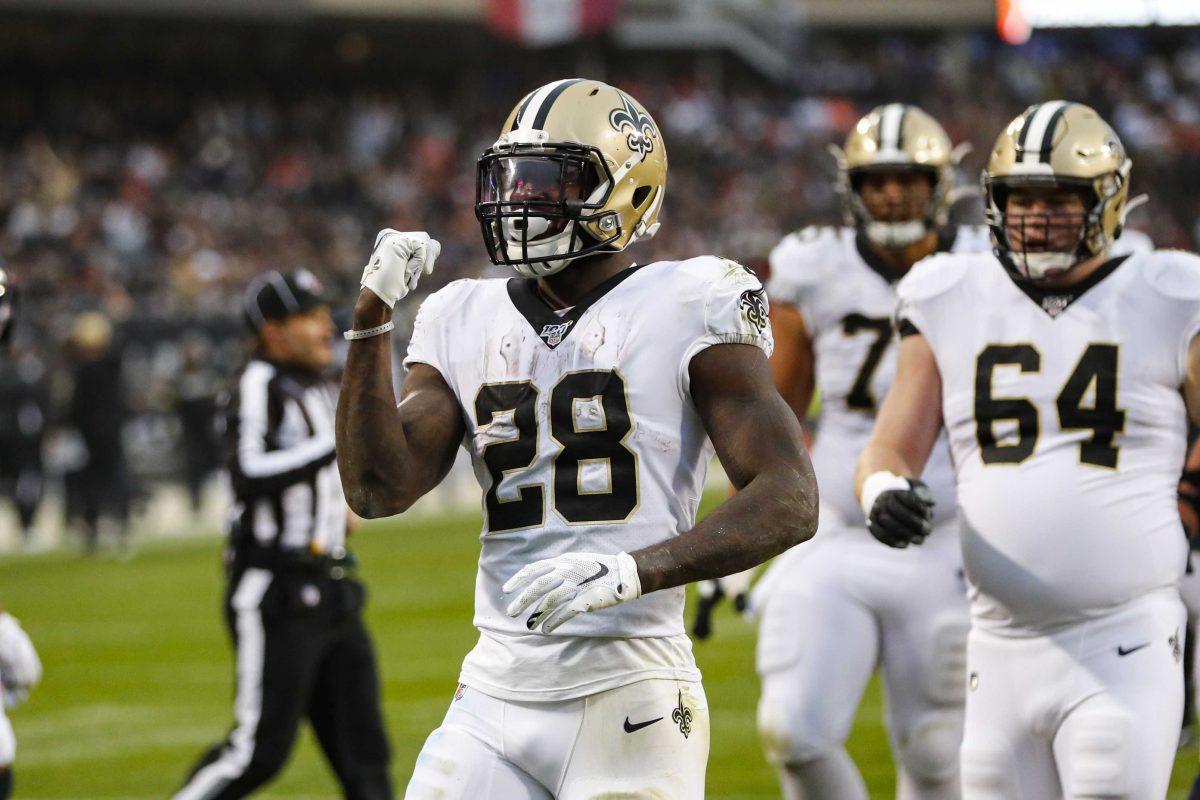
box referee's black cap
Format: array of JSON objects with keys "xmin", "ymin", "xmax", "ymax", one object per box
[{"xmin": 244, "ymin": 269, "xmax": 328, "ymax": 331}]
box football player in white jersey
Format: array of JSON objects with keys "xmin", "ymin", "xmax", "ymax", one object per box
[
  {"xmin": 335, "ymin": 79, "xmax": 818, "ymax": 799},
  {"xmin": 857, "ymin": 101, "xmax": 1200, "ymax": 798},
  {"xmin": 746, "ymin": 104, "xmax": 986, "ymax": 800}
]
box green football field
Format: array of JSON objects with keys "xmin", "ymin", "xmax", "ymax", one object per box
[{"xmin": 2, "ymin": 503, "xmax": 1198, "ymax": 799}]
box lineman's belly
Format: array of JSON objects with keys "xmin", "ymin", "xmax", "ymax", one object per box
[{"xmin": 957, "ymin": 464, "xmax": 1186, "ymax": 633}]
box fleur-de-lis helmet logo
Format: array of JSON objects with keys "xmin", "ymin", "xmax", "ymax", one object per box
[{"xmin": 609, "ymin": 92, "xmax": 659, "ymax": 157}]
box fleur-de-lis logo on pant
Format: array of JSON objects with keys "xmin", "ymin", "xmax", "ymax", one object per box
[
  {"xmin": 672, "ymin": 689, "xmax": 693, "ymax": 739},
  {"xmin": 609, "ymin": 94, "xmax": 659, "ymax": 157}
]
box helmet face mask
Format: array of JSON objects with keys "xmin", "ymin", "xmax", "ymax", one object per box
[
  {"xmin": 476, "ymin": 141, "xmax": 618, "ymax": 276},
  {"xmin": 986, "ymin": 179, "xmax": 1095, "ymax": 281},
  {"xmin": 984, "ymin": 101, "xmax": 1132, "ymax": 283},
  {"xmin": 476, "ymin": 80, "xmax": 667, "ymax": 278},
  {"xmin": 848, "ymin": 166, "xmax": 938, "ymax": 249}
]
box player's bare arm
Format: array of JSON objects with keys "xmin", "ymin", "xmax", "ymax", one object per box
[
  {"xmin": 692, "ymin": 299, "xmax": 816, "ymax": 638},
  {"xmin": 633, "ymin": 342, "xmax": 818, "ymax": 595},
  {"xmin": 337, "ymin": 231, "xmax": 465, "ymax": 519},
  {"xmin": 854, "ymin": 331, "xmax": 943, "ymax": 547},
  {"xmin": 769, "ymin": 301, "xmax": 816, "ymax": 420}
]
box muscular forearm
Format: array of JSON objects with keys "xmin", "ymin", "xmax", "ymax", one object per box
[
  {"xmin": 335, "ymin": 291, "xmax": 413, "ymax": 517},
  {"xmin": 633, "ymin": 462, "xmax": 818, "ymax": 594},
  {"xmin": 854, "ymin": 442, "xmax": 924, "ymax": 500}
]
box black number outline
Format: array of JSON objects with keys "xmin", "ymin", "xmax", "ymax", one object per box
[
  {"xmin": 549, "ymin": 369, "xmax": 640, "ymax": 525},
  {"xmin": 974, "ymin": 343, "xmax": 1125, "ymax": 469},
  {"xmin": 975, "ymin": 343, "xmax": 1042, "ymax": 465},
  {"xmin": 840, "ymin": 313, "xmax": 894, "ymax": 411},
  {"xmin": 474, "ymin": 381, "xmax": 545, "ymax": 533},
  {"xmin": 1056, "ymin": 343, "xmax": 1125, "ymax": 470},
  {"xmin": 474, "ymin": 370, "xmax": 641, "ymax": 533}
]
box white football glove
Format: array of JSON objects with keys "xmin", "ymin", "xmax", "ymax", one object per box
[
  {"xmin": 360, "ymin": 229, "xmax": 442, "ymax": 308},
  {"xmin": 0, "ymin": 613, "xmax": 40, "ymax": 704},
  {"xmin": 503, "ymin": 552, "xmax": 642, "ymax": 634}
]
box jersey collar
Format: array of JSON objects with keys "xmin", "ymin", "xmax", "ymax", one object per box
[
  {"xmin": 854, "ymin": 228, "xmax": 958, "ymax": 285},
  {"xmin": 506, "ymin": 265, "xmax": 644, "ymax": 350},
  {"xmin": 1005, "ymin": 254, "xmax": 1131, "ymax": 319}
]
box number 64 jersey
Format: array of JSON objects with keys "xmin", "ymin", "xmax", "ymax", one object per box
[
  {"xmin": 403, "ymin": 257, "xmax": 773, "ymax": 701},
  {"xmin": 897, "ymin": 248, "xmax": 1200, "ymax": 635}
]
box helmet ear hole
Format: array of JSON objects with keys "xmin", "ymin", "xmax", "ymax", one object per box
[{"xmin": 632, "ymin": 186, "xmax": 652, "ymax": 209}]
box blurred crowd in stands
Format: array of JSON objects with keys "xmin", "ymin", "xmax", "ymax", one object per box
[{"xmin": 2, "ymin": 27, "xmax": 1200, "ymax": 546}]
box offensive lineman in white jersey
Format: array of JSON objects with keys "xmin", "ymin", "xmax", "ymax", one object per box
[
  {"xmin": 750, "ymin": 105, "xmax": 986, "ymax": 800},
  {"xmin": 858, "ymin": 101, "xmax": 1200, "ymax": 798},
  {"xmin": 335, "ymin": 79, "xmax": 818, "ymax": 798}
]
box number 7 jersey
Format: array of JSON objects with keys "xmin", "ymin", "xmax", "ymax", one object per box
[
  {"xmin": 897, "ymin": 248, "xmax": 1200, "ymax": 635},
  {"xmin": 403, "ymin": 257, "xmax": 773, "ymax": 700},
  {"xmin": 766, "ymin": 225, "xmax": 990, "ymax": 529}
]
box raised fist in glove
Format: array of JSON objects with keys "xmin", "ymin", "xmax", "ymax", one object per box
[
  {"xmin": 504, "ymin": 552, "xmax": 642, "ymax": 634},
  {"xmin": 860, "ymin": 471, "xmax": 935, "ymax": 548},
  {"xmin": 360, "ymin": 229, "xmax": 442, "ymax": 308},
  {"xmin": 0, "ymin": 613, "xmax": 40, "ymax": 707}
]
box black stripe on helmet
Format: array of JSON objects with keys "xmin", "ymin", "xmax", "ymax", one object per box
[
  {"xmin": 531, "ymin": 79, "xmax": 584, "ymax": 131},
  {"xmin": 1038, "ymin": 103, "xmax": 1071, "ymax": 163},
  {"xmin": 1016, "ymin": 105, "xmax": 1038, "ymax": 160},
  {"xmin": 510, "ymin": 91, "xmax": 537, "ymax": 132}
]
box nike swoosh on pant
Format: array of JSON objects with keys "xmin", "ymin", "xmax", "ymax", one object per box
[
  {"xmin": 623, "ymin": 716, "xmax": 663, "ymax": 733},
  {"xmin": 1116, "ymin": 642, "xmax": 1151, "ymax": 656}
]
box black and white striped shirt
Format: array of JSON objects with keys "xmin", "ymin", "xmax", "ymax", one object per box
[{"xmin": 225, "ymin": 358, "xmax": 345, "ymax": 556}]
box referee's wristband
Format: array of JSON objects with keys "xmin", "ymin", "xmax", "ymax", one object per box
[{"xmin": 343, "ymin": 321, "xmax": 394, "ymax": 341}]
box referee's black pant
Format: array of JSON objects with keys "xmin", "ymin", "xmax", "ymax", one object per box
[{"xmin": 173, "ymin": 561, "xmax": 392, "ymax": 800}]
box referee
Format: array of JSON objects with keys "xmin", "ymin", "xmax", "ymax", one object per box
[{"xmin": 174, "ymin": 269, "xmax": 391, "ymax": 800}]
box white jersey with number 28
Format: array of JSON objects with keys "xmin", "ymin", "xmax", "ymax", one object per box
[{"xmin": 405, "ymin": 257, "xmax": 773, "ymax": 700}]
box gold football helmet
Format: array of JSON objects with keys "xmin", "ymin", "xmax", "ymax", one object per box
[
  {"xmin": 476, "ymin": 79, "xmax": 668, "ymax": 277},
  {"xmin": 832, "ymin": 104, "xmax": 957, "ymax": 248},
  {"xmin": 984, "ymin": 101, "xmax": 1132, "ymax": 281}
]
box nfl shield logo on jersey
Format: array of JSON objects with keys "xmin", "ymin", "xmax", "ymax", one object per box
[{"xmin": 539, "ymin": 321, "xmax": 573, "ymax": 347}]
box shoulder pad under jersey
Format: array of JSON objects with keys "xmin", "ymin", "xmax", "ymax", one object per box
[
  {"xmin": 896, "ymin": 252, "xmax": 980, "ymax": 304},
  {"xmin": 1141, "ymin": 249, "xmax": 1200, "ymax": 302},
  {"xmin": 767, "ymin": 226, "xmax": 847, "ymax": 307}
]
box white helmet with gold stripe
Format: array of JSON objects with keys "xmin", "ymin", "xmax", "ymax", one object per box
[
  {"xmin": 476, "ymin": 78, "xmax": 667, "ymax": 277},
  {"xmin": 984, "ymin": 101, "xmax": 1132, "ymax": 281},
  {"xmin": 832, "ymin": 103, "xmax": 958, "ymax": 249}
]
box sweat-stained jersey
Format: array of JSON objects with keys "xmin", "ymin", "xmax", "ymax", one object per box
[
  {"xmin": 897, "ymin": 248, "xmax": 1200, "ymax": 635},
  {"xmin": 766, "ymin": 225, "xmax": 990, "ymax": 529},
  {"xmin": 404, "ymin": 257, "xmax": 773, "ymax": 701}
]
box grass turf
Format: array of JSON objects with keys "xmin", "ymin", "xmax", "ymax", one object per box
[{"xmin": 2, "ymin": 505, "xmax": 1197, "ymax": 798}]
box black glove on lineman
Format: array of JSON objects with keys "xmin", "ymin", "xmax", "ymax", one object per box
[{"xmin": 866, "ymin": 478, "xmax": 935, "ymax": 548}]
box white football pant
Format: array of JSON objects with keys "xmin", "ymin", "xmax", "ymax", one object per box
[
  {"xmin": 756, "ymin": 517, "xmax": 969, "ymax": 795},
  {"xmin": 406, "ymin": 678, "xmax": 708, "ymax": 799},
  {"xmin": 960, "ymin": 587, "xmax": 1184, "ymax": 799}
]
